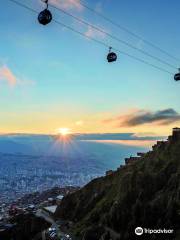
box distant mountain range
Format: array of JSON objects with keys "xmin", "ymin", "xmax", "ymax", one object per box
[
  {"xmin": 0, "ymin": 132, "xmax": 165, "ymax": 141},
  {"xmin": 0, "ymin": 132, "xmax": 165, "ymax": 156},
  {"xmin": 0, "ymin": 135, "xmax": 150, "ymax": 170}
]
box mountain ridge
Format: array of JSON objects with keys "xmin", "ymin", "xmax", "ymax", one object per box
[{"xmin": 54, "ymin": 129, "xmax": 180, "ymax": 240}]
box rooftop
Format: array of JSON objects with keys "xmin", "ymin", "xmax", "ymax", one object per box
[{"xmin": 43, "ymin": 205, "xmax": 57, "ymax": 214}]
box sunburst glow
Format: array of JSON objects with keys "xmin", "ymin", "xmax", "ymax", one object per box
[{"xmin": 58, "ymin": 128, "xmax": 71, "ymax": 136}]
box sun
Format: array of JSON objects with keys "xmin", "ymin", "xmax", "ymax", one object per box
[{"xmin": 58, "ymin": 128, "xmax": 71, "ymax": 136}]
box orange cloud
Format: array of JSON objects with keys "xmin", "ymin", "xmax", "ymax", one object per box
[
  {"xmin": 0, "ymin": 66, "xmax": 17, "ymax": 87},
  {"xmin": 50, "ymin": 0, "xmax": 83, "ymax": 11}
]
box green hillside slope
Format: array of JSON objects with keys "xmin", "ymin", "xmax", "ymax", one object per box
[{"xmin": 55, "ymin": 132, "xmax": 180, "ymax": 240}]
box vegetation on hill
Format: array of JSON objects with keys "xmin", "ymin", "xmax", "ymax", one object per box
[
  {"xmin": 1, "ymin": 213, "xmax": 50, "ymax": 240},
  {"xmin": 55, "ymin": 138, "xmax": 180, "ymax": 239}
]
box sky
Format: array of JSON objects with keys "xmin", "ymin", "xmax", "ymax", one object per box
[{"xmin": 0, "ymin": 0, "xmax": 180, "ymax": 136}]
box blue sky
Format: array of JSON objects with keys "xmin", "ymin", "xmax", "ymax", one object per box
[{"xmin": 0, "ymin": 0, "xmax": 180, "ymax": 135}]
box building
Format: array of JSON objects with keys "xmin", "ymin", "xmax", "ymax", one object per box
[
  {"xmin": 106, "ymin": 170, "xmax": 114, "ymax": 176},
  {"xmin": 172, "ymin": 127, "xmax": 180, "ymax": 141},
  {"xmin": 56, "ymin": 195, "xmax": 64, "ymax": 205},
  {"xmin": 125, "ymin": 157, "xmax": 139, "ymax": 165},
  {"xmin": 152, "ymin": 141, "xmax": 166, "ymax": 151},
  {"xmin": 0, "ymin": 223, "xmax": 16, "ymax": 239},
  {"xmin": 168, "ymin": 127, "xmax": 180, "ymax": 143},
  {"xmin": 137, "ymin": 152, "xmax": 146, "ymax": 157},
  {"xmin": 48, "ymin": 198, "xmax": 54, "ymax": 203},
  {"xmin": 42, "ymin": 205, "xmax": 57, "ymax": 217},
  {"xmin": 117, "ymin": 165, "xmax": 124, "ymax": 171}
]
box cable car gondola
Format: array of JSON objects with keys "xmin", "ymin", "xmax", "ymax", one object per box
[
  {"xmin": 107, "ymin": 47, "xmax": 117, "ymax": 63},
  {"xmin": 174, "ymin": 69, "xmax": 180, "ymax": 81},
  {"xmin": 38, "ymin": 0, "xmax": 52, "ymax": 25}
]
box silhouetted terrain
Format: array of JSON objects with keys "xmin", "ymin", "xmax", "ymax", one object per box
[{"xmin": 55, "ymin": 136, "xmax": 180, "ymax": 239}]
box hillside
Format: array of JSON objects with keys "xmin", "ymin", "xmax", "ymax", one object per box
[{"xmin": 55, "ymin": 130, "xmax": 180, "ymax": 240}]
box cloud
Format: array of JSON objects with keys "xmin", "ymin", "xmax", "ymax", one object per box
[
  {"xmin": 85, "ymin": 26, "xmax": 106, "ymax": 39},
  {"xmin": 50, "ymin": 0, "xmax": 83, "ymax": 11},
  {"xmin": 132, "ymin": 132, "xmax": 159, "ymax": 137},
  {"xmin": 0, "ymin": 66, "xmax": 17, "ymax": 87},
  {"xmin": 104, "ymin": 109, "xmax": 180, "ymax": 127},
  {"xmin": 73, "ymin": 133, "xmax": 164, "ymax": 141},
  {"xmin": 0, "ymin": 65, "xmax": 35, "ymax": 87}
]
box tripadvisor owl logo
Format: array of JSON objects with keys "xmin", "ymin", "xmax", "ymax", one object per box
[
  {"xmin": 135, "ymin": 227, "xmax": 143, "ymax": 235},
  {"xmin": 135, "ymin": 227, "xmax": 174, "ymax": 235}
]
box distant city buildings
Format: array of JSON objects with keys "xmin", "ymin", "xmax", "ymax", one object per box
[
  {"xmin": 0, "ymin": 186, "xmax": 78, "ymax": 237},
  {"xmin": 0, "ymin": 153, "xmax": 102, "ymax": 205}
]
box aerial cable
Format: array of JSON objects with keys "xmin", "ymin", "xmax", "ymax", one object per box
[
  {"xmin": 48, "ymin": 3, "xmax": 177, "ymax": 70},
  {"xmin": 76, "ymin": 0, "xmax": 180, "ymax": 62},
  {"xmin": 8, "ymin": 0, "xmax": 174, "ymax": 76}
]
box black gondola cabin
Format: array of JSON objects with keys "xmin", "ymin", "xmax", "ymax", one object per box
[
  {"xmin": 107, "ymin": 48, "xmax": 117, "ymax": 63},
  {"xmin": 38, "ymin": 9, "xmax": 52, "ymax": 25},
  {"xmin": 174, "ymin": 73, "xmax": 180, "ymax": 81}
]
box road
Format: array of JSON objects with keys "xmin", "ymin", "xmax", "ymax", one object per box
[
  {"xmin": 42, "ymin": 230, "xmax": 46, "ymax": 240},
  {"xmin": 34, "ymin": 209, "xmax": 70, "ymax": 240}
]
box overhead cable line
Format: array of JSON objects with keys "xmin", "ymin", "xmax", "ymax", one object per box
[
  {"xmin": 76, "ymin": 0, "xmax": 180, "ymax": 62},
  {"xmin": 49, "ymin": 2, "xmax": 177, "ymax": 70},
  {"xmin": 8, "ymin": 0, "xmax": 174, "ymax": 75}
]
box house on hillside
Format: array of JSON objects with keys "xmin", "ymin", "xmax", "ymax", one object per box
[
  {"xmin": 106, "ymin": 170, "xmax": 114, "ymax": 176},
  {"xmin": 172, "ymin": 127, "xmax": 180, "ymax": 141},
  {"xmin": 168, "ymin": 127, "xmax": 180, "ymax": 142},
  {"xmin": 56, "ymin": 195, "xmax": 64, "ymax": 205},
  {"xmin": 42, "ymin": 205, "xmax": 57, "ymax": 218},
  {"xmin": 125, "ymin": 156, "xmax": 139, "ymax": 165},
  {"xmin": 152, "ymin": 141, "xmax": 167, "ymax": 151},
  {"xmin": 137, "ymin": 152, "xmax": 146, "ymax": 157}
]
